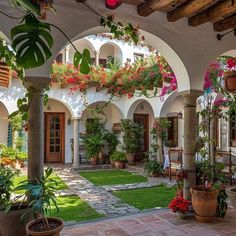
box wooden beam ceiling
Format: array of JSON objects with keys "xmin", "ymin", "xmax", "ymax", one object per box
[
  {"xmin": 214, "ymin": 14, "xmax": 236, "ymax": 32},
  {"xmin": 137, "ymin": 0, "xmax": 178, "ymax": 17},
  {"xmin": 109, "ymin": 0, "xmax": 236, "ymax": 32},
  {"xmin": 189, "ymin": 0, "xmax": 236, "ymax": 27},
  {"xmin": 167, "ymin": 0, "xmax": 214, "ymax": 22}
]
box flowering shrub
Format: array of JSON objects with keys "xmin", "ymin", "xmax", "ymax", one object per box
[
  {"xmin": 168, "ymin": 196, "xmax": 190, "ymax": 213},
  {"xmin": 51, "ymin": 55, "xmax": 177, "ymax": 98}
]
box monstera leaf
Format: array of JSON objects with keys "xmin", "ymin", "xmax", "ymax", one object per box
[
  {"xmin": 11, "ymin": 14, "xmax": 53, "ymax": 69},
  {"xmin": 10, "ymin": 0, "xmax": 40, "ymax": 16},
  {"xmin": 74, "ymin": 49, "xmax": 91, "ymax": 74}
]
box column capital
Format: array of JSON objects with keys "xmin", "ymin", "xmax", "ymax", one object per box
[
  {"xmin": 23, "ymin": 76, "xmax": 50, "ymax": 90},
  {"xmin": 72, "ymin": 117, "xmax": 81, "ymax": 121},
  {"xmin": 180, "ymin": 89, "xmax": 203, "ymax": 98}
]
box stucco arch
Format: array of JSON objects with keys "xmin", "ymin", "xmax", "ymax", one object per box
[
  {"xmin": 127, "ymin": 99, "xmax": 154, "ymax": 119},
  {"xmin": 46, "ymin": 97, "xmax": 74, "ymax": 118},
  {"xmin": 0, "ymin": 101, "xmax": 9, "ymax": 145}
]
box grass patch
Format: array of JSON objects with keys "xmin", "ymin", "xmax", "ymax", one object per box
[
  {"xmin": 13, "ymin": 174, "xmax": 68, "ymax": 193},
  {"xmin": 79, "ymin": 170, "xmax": 147, "ymax": 186},
  {"xmin": 50, "ymin": 196, "xmax": 103, "ymax": 222},
  {"xmin": 113, "ymin": 186, "xmax": 176, "ymax": 210}
]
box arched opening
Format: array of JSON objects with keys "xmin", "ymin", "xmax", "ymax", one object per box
[
  {"xmin": 127, "ymin": 99, "xmax": 155, "ymax": 160},
  {"xmin": 43, "ymin": 98, "xmax": 73, "ymax": 164},
  {"xmin": 0, "ymin": 101, "xmax": 9, "ymax": 145},
  {"xmin": 99, "ymin": 42, "xmax": 123, "ymax": 67}
]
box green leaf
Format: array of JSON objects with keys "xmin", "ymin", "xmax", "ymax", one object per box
[
  {"xmin": 73, "ymin": 51, "xmax": 82, "ymax": 68},
  {"xmin": 11, "ymin": 0, "xmax": 40, "ymax": 16},
  {"xmin": 11, "ymin": 14, "xmax": 53, "ymax": 69},
  {"xmin": 80, "ymin": 49, "xmax": 91, "ymax": 74}
]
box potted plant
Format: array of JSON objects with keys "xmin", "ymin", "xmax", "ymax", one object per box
[
  {"xmin": 83, "ymin": 134, "xmax": 104, "ymax": 166},
  {"xmin": 110, "ymin": 151, "xmax": 127, "ymax": 169},
  {"xmin": 121, "ymin": 119, "xmax": 141, "ymax": 165},
  {"xmin": 223, "ymin": 57, "xmax": 236, "ymax": 92},
  {"xmin": 0, "ymin": 167, "xmax": 30, "ymax": 236},
  {"xmin": 168, "ymin": 196, "xmax": 190, "ymax": 219},
  {"xmin": 15, "ymin": 167, "xmax": 64, "ymax": 236},
  {"xmin": 144, "ymin": 159, "xmax": 162, "ymax": 183}
]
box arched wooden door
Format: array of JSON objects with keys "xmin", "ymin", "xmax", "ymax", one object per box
[{"xmin": 44, "ymin": 113, "xmax": 65, "ymax": 163}]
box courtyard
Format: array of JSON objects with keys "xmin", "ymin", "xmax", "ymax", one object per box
[{"xmin": 1, "ymin": 0, "xmax": 236, "ymax": 235}]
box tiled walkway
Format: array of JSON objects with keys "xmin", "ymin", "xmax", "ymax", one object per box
[{"xmin": 62, "ymin": 208, "xmax": 236, "ymax": 236}]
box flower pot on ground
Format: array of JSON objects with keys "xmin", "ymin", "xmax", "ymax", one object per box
[
  {"xmin": 110, "ymin": 159, "xmax": 115, "ymax": 167},
  {"xmin": 168, "ymin": 196, "xmax": 189, "ymax": 219},
  {"xmin": 224, "ymin": 71, "xmax": 236, "ymax": 92},
  {"xmin": 190, "ymin": 185, "xmax": 219, "ymax": 223},
  {"xmin": 15, "ymin": 168, "xmax": 64, "ymax": 236},
  {"xmin": 110, "ymin": 151, "xmax": 127, "ymax": 169},
  {"xmin": 126, "ymin": 153, "xmax": 135, "ymax": 165},
  {"xmin": 90, "ymin": 157, "xmax": 98, "ymax": 166},
  {"xmin": 226, "ymin": 186, "xmax": 236, "ymax": 211},
  {"xmin": 0, "ymin": 167, "xmax": 31, "ymax": 236},
  {"xmin": 0, "ymin": 203, "xmax": 31, "ymax": 236}
]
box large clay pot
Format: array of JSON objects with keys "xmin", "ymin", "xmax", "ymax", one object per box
[
  {"xmin": 224, "ymin": 71, "xmax": 236, "ymax": 92},
  {"xmin": 190, "ymin": 185, "xmax": 219, "ymax": 223},
  {"xmin": 26, "ymin": 217, "xmax": 63, "ymax": 236},
  {"xmin": 110, "ymin": 160, "xmax": 115, "ymax": 167},
  {"xmin": 126, "ymin": 153, "xmax": 135, "ymax": 165},
  {"xmin": 90, "ymin": 157, "xmax": 97, "ymax": 166},
  {"xmin": 0, "ymin": 203, "xmax": 31, "ymax": 236},
  {"xmin": 114, "ymin": 161, "xmax": 125, "ymax": 169},
  {"xmin": 226, "ymin": 186, "xmax": 236, "ymax": 211}
]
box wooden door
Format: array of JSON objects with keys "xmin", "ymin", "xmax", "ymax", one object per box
[
  {"xmin": 45, "ymin": 113, "xmax": 65, "ymax": 163},
  {"xmin": 133, "ymin": 114, "xmax": 149, "ymax": 160}
]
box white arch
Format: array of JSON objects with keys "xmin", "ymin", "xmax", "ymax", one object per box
[{"xmin": 127, "ymin": 99, "xmax": 155, "ymax": 119}]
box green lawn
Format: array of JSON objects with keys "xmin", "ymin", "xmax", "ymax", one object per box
[
  {"xmin": 79, "ymin": 170, "xmax": 147, "ymax": 186},
  {"xmin": 50, "ymin": 196, "xmax": 103, "ymax": 222},
  {"xmin": 113, "ymin": 186, "xmax": 176, "ymax": 210},
  {"xmin": 13, "ymin": 174, "xmax": 68, "ymax": 193}
]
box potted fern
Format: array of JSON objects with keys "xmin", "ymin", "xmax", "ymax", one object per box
[
  {"xmin": 15, "ymin": 167, "xmax": 63, "ymax": 236},
  {"xmin": 110, "ymin": 151, "xmax": 127, "ymax": 169}
]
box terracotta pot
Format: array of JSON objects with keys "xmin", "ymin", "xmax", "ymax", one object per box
[
  {"xmin": 110, "ymin": 160, "xmax": 115, "ymax": 167},
  {"xmin": 0, "ymin": 203, "xmax": 31, "ymax": 236},
  {"xmin": 226, "ymin": 186, "xmax": 236, "ymax": 211},
  {"xmin": 190, "ymin": 185, "xmax": 219, "ymax": 223},
  {"xmin": 26, "ymin": 217, "xmax": 63, "ymax": 236},
  {"xmin": 114, "ymin": 161, "xmax": 125, "ymax": 169},
  {"xmin": 126, "ymin": 153, "xmax": 135, "ymax": 165},
  {"xmin": 224, "ymin": 71, "xmax": 236, "ymax": 92},
  {"xmin": 90, "ymin": 157, "xmax": 97, "ymax": 166}
]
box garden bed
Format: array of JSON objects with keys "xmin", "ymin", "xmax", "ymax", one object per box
[
  {"xmin": 113, "ymin": 186, "xmax": 176, "ymax": 210},
  {"xmin": 79, "ymin": 170, "xmax": 147, "ymax": 186}
]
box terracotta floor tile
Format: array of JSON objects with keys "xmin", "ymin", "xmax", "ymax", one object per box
[
  {"xmin": 136, "ymin": 215, "xmax": 160, "ymax": 223},
  {"xmin": 103, "ymin": 228, "xmax": 129, "ymax": 236}
]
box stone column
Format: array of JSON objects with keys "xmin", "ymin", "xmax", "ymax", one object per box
[
  {"xmin": 94, "ymin": 50, "xmax": 100, "ymax": 66},
  {"xmin": 73, "ymin": 118, "xmax": 80, "ymax": 168},
  {"xmin": 155, "ymin": 118, "xmax": 164, "ymax": 165},
  {"xmin": 183, "ymin": 92, "xmax": 200, "ymax": 200},
  {"xmin": 65, "ymin": 46, "xmax": 70, "ymax": 64},
  {"xmin": 23, "ymin": 77, "xmax": 50, "ymax": 181}
]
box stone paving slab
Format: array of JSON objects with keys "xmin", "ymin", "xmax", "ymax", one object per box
[
  {"xmin": 55, "ymin": 168, "xmax": 140, "ymax": 217},
  {"xmin": 62, "ymin": 208, "xmax": 236, "ymax": 236}
]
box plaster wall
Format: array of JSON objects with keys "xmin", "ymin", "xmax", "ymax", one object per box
[{"xmin": 0, "ymin": 103, "xmax": 9, "ymax": 145}]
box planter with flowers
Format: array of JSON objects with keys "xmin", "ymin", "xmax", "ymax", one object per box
[{"xmin": 168, "ymin": 196, "xmax": 190, "ymax": 219}]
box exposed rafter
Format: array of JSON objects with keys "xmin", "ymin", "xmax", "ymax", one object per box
[
  {"xmin": 167, "ymin": 0, "xmax": 214, "ymax": 22},
  {"xmin": 214, "ymin": 14, "xmax": 236, "ymax": 32},
  {"xmin": 188, "ymin": 0, "xmax": 236, "ymax": 27},
  {"xmin": 137, "ymin": 0, "xmax": 177, "ymax": 17}
]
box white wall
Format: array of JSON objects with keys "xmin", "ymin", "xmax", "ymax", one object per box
[{"xmin": 0, "ymin": 103, "xmax": 9, "ymax": 145}]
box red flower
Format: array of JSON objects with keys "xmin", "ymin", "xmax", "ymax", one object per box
[{"xmin": 168, "ymin": 196, "xmax": 189, "ymax": 214}]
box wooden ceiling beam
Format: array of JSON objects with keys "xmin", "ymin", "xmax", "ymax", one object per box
[
  {"xmin": 167, "ymin": 0, "xmax": 214, "ymax": 22},
  {"xmin": 137, "ymin": 0, "xmax": 177, "ymax": 17},
  {"xmin": 189, "ymin": 0, "xmax": 236, "ymax": 27},
  {"xmin": 214, "ymin": 14, "xmax": 236, "ymax": 32}
]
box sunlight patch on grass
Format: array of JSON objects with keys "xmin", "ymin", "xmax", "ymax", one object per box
[{"xmin": 79, "ymin": 170, "xmax": 147, "ymax": 186}]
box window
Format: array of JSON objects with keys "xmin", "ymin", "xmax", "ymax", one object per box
[
  {"xmin": 230, "ymin": 112, "xmax": 236, "ymax": 147},
  {"xmin": 134, "ymin": 53, "xmax": 144, "ymax": 62},
  {"xmin": 167, "ymin": 117, "xmax": 178, "ymax": 147},
  {"xmin": 55, "ymin": 53, "xmax": 63, "ymax": 63}
]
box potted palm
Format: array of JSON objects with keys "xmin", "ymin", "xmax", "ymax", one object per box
[
  {"xmin": 110, "ymin": 151, "xmax": 127, "ymax": 169},
  {"xmin": 121, "ymin": 119, "xmax": 141, "ymax": 165},
  {"xmin": 15, "ymin": 167, "xmax": 64, "ymax": 236},
  {"xmin": 83, "ymin": 134, "xmax": 104, "ymax": 166},
  {"xmin": 0, "ymin": 167, "xmax": 30, "ymax": 236}
]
